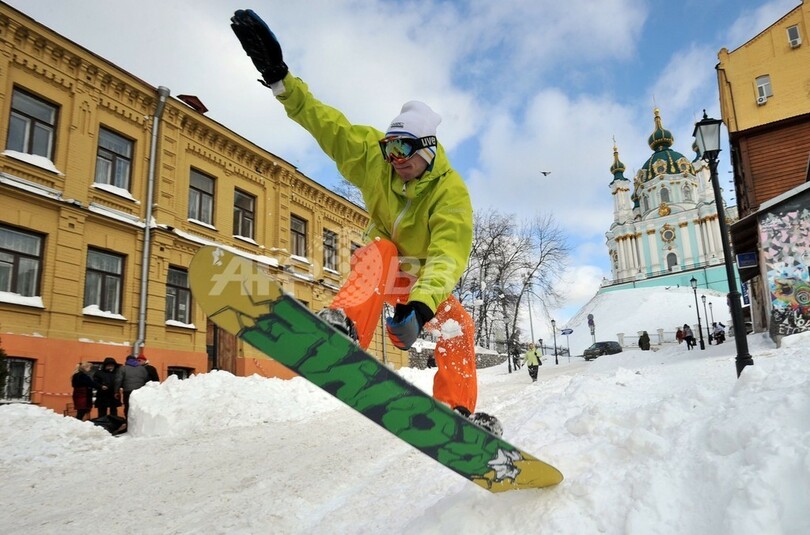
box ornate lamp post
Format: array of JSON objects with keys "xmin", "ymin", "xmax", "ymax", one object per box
[
  {"xmin": 690, "ymin": 277, "xmax": 706, "ymax": 350},
  {"xmin": 693, "ymin": 111, "xmax": 754, "ymax": 376},
  {"xmin": 701, "ymin": 295, "xmax": 711, "ymax": 345},
  {"xmin": 551, "ymin": 319, "xmax": 559, "ymax": 365}
]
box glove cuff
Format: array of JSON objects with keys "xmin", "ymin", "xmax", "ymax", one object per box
[
  {"xmin": 410, "ymin": 301, "xmax": 434, "ymax": 327},
  {"xmin": 259, "ymin": 62, "xmax": 289, "ymax": 87}
]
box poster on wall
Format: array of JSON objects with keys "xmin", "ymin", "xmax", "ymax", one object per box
[{"xmin": 760, "ymin": 190, "xmax": 810, "ymax": 337}]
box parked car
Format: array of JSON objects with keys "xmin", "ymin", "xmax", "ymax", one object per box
[{"xmin": 583, "ymin": 341, "xmax": 623, "ymax": 361}]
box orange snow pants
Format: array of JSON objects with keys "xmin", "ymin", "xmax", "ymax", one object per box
[{"xmin": 330, "ymin": 239, "xmax": 478, "ymax": 412}]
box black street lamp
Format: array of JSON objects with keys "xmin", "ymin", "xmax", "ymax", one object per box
[
  {"xmin": 693, "ymin": 110, "xmax": 754, "ymax": 376},
  {"xmin": 701, "ymin": 295, "xmax": 711, "ymax": 345},
  {"xmin": 551, "ymin": 319, "xmax": 559, "ymax": 365},
  {"xmin": 690, "ymin": 277, "xmax": 706, "ymax": 350}
]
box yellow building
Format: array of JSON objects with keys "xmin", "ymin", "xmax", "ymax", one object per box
[
  {"xmin": 717, "ymin": 0, "xmax": 810, "ymax": 338},
  {"xmin": 717, "ymin": 0, "xmax": 810, "ymax": 217},
  {"xmin": 0, "ymin": 3, "xmax": 406, "ymax": 414}
]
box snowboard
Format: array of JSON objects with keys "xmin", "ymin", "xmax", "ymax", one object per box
[{"xmin": 189, "ymin": 245, "xmax": 563, "ymax": 492}]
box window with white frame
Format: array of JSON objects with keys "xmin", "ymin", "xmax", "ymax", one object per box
[
  {"xmin": 683, "ymin": 184, "xmax": 693, "ymax": 202},
  {"xmin": 642, "ymin": 194, "xmax": 650, "ymax": 212},
  {"xmin": 84, "ymin": 248, "xmax": 124, "ymax": 314},
  {"xmin": 323, "ymin": 229, "xmax": 338, "ymax": 271},
  {"xmin": 95, "ymin": 127, "xmax": 133, "ymax": 190},
  {"xmin": 756, "ymin": 75, "xmax": 773, "ymax": 98},
  {"xmin": 291, "ymin": 215, "xmax": 307, "ymax": 257},
  {"xmin": 0, "ymin": 225, "xmax": 43, "ymax": 297},
  {"xmin": 6, "ymin": 87, "xmax": 58, "ymax": 160},
  {"xmin": 189, "ymin": 169, "xmax": 215, "ymax": 225},
  {"xmin": 660, "ymin": 187, "xmax": 670, "ymax": 203},
  {"xmin": 787, "ymin": 25, "xmax": 800, "ymax": 43},
  {"xmin": 233, "ymin": 189, "xmax": 255, "ymax": 239},
  {"xmin": 166, "ymin": 266, "xmax": 191, "ymax": 324},
  {"xmin": 1, "ymin": 357, "xmax": 34, "ymax": 402}
]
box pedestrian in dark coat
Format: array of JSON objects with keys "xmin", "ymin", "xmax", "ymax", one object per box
[
  {"xmin": 120, "ymin": 355, "xmax": 149, "ymax": 419},
  {"xmin": 71, "ymin": 362, "xmax": 98, "ymax": 421},
  {"xmin": 93, "ymin": 357, "xmax": 122, "ymax": 418},
  {"xmin": 639, "ymin": 331, "xmax": 651, "ymax": 351},
  {"xmin": 137, "ymin": 354, "xmax": 160, "ymax": 383}
]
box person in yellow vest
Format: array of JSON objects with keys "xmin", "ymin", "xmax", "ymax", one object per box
[
  {"xmin": 230, "ymin": 9, "xmax": 501, "ymax": 436},
  {"xmin": 524, "ymin": 343, "xmax": 542, "ymax": 382}
]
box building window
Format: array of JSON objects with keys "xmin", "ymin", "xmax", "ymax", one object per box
[
  {"xmin": 291, "ymin": 215, "xmax": 307, "ymax": 257},
  {"xmin": 233, "ymin": 190, "xmax": 255, "ymax": 239},
  {"xmin": 6, "ymin": 88, "xmax": 58, "ymax": 160},
  {"xmin": 323, "ymin": 229, "xmax": 338, "ymax": 271},
  {"xmin": 1, "ymin": 357, "xmax": 34, "ymax": 402},
  {"xmin": 84, "ymin": 249, "xmax": 124, "ymax": 314},
  {"xmin": 167, "ymin": 366, "xmax": 194, "ymax": 380},
  {"xmin": 660, "ymin": 225, "xmax": 676, "ymax": 243},
  {"xmin": 189, "ymin": 169, "xmax": 215, "ymax": 225},
  {"xmin": 95, "ymin": 127, "xmax": 133, "ymax": 190},
  {"xmin": 787, "ymin": 25, "xmax": 801, "ymax": 44},
  {"xmin": 0, "ymin": 226, "xmax": 43, "ymax": 297},
  {"xmin": 642, "ymin": 194, "xmax": 650, "ymax": 212},
  {"xmin": 683, "ymin": 184, "xmax": 693, "ymax": 202},
  {"xmin": 166, "ymin": 267, "xmax": 191, "ymax": 324},
  {"xmin": 660, "ymin": 187, "xmax": 670, "ymax": 203},
  {"xmin": 666, "ymin": 252, "xmax": 678, "ymax": 271},
  {"xmin": 756, "ymin": 75, "xmax": 773, "ymax": 98}
]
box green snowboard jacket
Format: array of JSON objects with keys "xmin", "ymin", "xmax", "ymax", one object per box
[{"xmin": 275, "ymin": 74, "xmax": 473, "ymax": 313}]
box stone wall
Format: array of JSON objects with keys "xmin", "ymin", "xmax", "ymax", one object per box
[{"xmin": 408, "ymin": 347, "xmax": 507, "ymax": 370}]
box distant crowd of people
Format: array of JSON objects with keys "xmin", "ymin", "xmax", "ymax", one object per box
[
  {"xmin": 676, "ymin": 322, "xmax": 725, "ymax": 350},
  {"xmin": 70, "ymin": 354, "xmax": 160, "ymax": 427}
]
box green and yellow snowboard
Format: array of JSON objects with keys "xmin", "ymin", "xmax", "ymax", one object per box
[{"xmin": 189, "ymin": 245, "xmax": 563, "ymax": 492}]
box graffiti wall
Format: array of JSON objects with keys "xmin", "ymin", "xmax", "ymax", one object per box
[{"xmin": 760, "ymin": 189, "xmax": 810, "ymax": 338}]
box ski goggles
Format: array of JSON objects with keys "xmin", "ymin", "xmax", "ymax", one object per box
[{"xmin": 378, "ymin": 135, "xmax": 437, "ymax": 163}]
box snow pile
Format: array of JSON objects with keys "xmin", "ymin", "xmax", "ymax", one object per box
[
  {"xmin": 0, "ymin": 403, "xmax": 113, "ymax": 464},
  {"xmin": 128, "ymin": 370, "xmax": 341, "ymax": 437}
]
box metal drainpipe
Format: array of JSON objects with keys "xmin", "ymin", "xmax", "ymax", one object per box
[{"xmin": 134, "ymin": 86, "xmax": 170, "ymax": 357}]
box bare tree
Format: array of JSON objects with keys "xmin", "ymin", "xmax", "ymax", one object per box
[
  {"xmin": 456, "ymin": 210, "xmax": 569, "ymax": 357},
  {"xmin": 332, "ymin": 177, "xmax": 365, "ymax": 209}
]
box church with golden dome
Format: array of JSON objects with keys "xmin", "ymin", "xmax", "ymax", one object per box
[{"xmin": 602, "ymin": 109, "xmax": 739, "ymax": 295}]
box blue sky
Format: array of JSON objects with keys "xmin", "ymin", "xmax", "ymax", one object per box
[{"xmin": 6, "ymin": 0, "xmax": 801, "ymax": 340}]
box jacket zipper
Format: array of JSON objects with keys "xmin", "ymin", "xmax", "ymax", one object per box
[{"xmin": 392, "ymin": 198, "xmax": 411, "ymax": 243}]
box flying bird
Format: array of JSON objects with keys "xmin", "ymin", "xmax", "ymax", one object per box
[{"xmin": 540, "ymin": 171, "xmax": 551, "ymax": 176}]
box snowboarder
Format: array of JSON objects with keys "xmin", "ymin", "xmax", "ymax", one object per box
[{"xmin": 230, "ymin": 9, "xmax": 498, "ymax": 435}]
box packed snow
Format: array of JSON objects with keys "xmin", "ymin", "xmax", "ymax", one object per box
[{"xmin": 2, "ymin": 287, "xmax": 809, "ymax": 535}]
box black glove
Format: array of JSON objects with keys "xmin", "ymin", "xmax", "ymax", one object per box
[
  {"xmin": 230, "ymin": 9, "xmax": 288, "ymax": 87},
  {"xmin": 386, "ymin": 302, "xmax": 434, "ymax": 351}
]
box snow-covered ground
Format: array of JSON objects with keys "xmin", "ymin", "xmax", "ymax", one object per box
[{"xmin": 2, "ymin": 289, "xmax": 809, "ymax": 534}]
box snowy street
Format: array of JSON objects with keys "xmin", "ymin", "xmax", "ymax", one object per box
[{"xmin": 2, "ymin": 331, "xmax": 808, "ymax": 535}]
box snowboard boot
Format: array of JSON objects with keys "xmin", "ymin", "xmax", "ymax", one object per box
[
  {"xmin": 454, "ymin": 406, "xmax": 504, "ymax": 437},
  {"xmin": 316, "ymin": 308, "xmax": 358, "ymax": 342}
]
